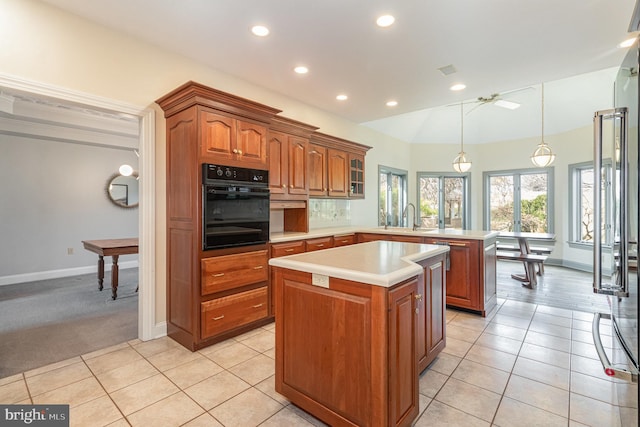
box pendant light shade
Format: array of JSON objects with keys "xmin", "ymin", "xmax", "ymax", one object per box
[
  {"xmin": 531, "ymin": 83, "xmax": 556, "ymax": 167},
  {"xmin": 453, "ymin": 102, "xmax": 471, "ymax": 173}
]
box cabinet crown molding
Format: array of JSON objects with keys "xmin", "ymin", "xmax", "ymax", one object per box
[{"xmin": 311, "ymin": 131, "xmax": 372, "ymax": 154}]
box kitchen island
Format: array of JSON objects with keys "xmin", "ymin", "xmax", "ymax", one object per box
[{"xmin": 269, "ymin": 241, "xmax": 449, "ymax": 427}]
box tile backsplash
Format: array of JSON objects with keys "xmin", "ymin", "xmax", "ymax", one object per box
[{"xmin": 308, "ymin": 199, "xmax": 351, "ymax": 228}]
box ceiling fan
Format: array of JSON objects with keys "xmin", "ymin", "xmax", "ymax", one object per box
[{"xmin": 464, "ymin": 87, "xmax": 534, "ymax": 114}]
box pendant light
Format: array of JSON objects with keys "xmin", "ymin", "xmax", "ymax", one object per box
[
  {"xmin": 452, "ymin": 102, "xmax": 472, "ymax": 173},
  {"xmin": 531, "ymin": 82, "xmax": 556, "ymax": 167}
]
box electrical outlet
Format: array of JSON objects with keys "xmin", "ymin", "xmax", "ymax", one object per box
[{"xmin": 67, "ymin": 248, "xmax": 74, "ymax": 255}]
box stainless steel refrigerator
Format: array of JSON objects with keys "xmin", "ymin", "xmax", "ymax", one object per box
[{"xmin": 592, "ymin": 6, "xmax": 640, "ymax": 423}]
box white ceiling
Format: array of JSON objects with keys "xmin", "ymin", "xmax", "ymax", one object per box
[{"xmin": 39, "ymin": 0, "xmax": 638, "ymax": 144}]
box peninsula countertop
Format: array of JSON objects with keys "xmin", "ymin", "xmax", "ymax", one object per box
[
  {"xmin": 269, "ymin": 226, "xmax": 499, "ymax": 243},
  {"xmin": 268, "ymin": 240, "xmax": 449, "ymax": 288}
]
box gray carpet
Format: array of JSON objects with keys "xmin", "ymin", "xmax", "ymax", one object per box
[{"xmin": 0, "ymin": 269, "xmax": 138, "ymax": 378}]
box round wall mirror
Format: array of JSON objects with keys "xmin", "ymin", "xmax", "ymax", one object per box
[{"xmin": 106, "ymin": 172, "xmax": 139, "ymax": 208}]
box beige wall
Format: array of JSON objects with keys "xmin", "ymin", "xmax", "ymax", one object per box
[{"xmin": 0, "ymin": 0, "xmax": 408, "ymax": 324}]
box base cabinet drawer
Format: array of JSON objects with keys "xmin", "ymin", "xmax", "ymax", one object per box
[
  {"xmin": 201, "ymin": 287, "xmax": 268, "ymax": 339},
  {"xmin": 202, "ymin": 250, "xmax": 268, "ymax": 295},
  {"xmin": 270, "ymin": 241, "xmax": 305, "ymax": 257}
]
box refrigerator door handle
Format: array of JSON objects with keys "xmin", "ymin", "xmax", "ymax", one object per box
[{"xmin": 592, "ymin": 312, "xmax": 638, "ymax": 383}]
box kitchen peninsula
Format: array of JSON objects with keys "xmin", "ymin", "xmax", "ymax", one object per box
[
  {"xmin": 269, "ymin": 241, "xmax": 449, "ymax": 427},
  {"xmin": 271, "ymin": 227, "xmax": 499, "ymax": 316}
]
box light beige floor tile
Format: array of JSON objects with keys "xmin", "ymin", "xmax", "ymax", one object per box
[
  {"xmin": 146, "ymin": 345, "xmax": 204, "ymax": 372},
  {"xmin": 512, "ymin": 357, "xmax": 570, "ymax": 390},
  {"xmin": 519, "ymin": 342, "xmax": 570, "ymax": 369},
  {"xmin": 476, "ymin": 332, "xmax": 523, "ymax": 355},
  {"xmin": 0, "ymin": 373, "xmax": 23, "ymax": 387},
  {"xmin": 570, "ymin": 371, "xmax": 618, "ymax": 405},
  {"xmin": 197, "ymin": 337, "xmax": 238, "ymax": 357},
  {"xmin": 569, "ymin": 392, "xmax": 622, "ymax": 426},
  {"xmin": 262, "ymin": 322, "xmax": 276, "ymax": 332},
  {"xmin": 418, "ymin": 393, "xmax": 432, "ymax": 418},
  {"xmin": 419, "ymin": 368, "xmax": 449, "ymax": 398},
  {"xmin": 573, "ymin": 318, "xmax": 609, "ymax": 334},
  {"xmin": 182, "ymin": 413, "xmax": 224, "ymax": 427},
  {"xmin": 127, "ymin": 338, "xmax": 143, "ymax": 346},
  {"xmin": 26, "ymin": 361, "xmax": 93, "ymax": 396},
  {"xmin": 0, "ymin": 378, "xmax": 29, "ymax": 403},
  {"xmin": 126, "ymin": 391, "xmax": 204, "ymax": 427},
  {"xmin": 32, "ymin": 376, "xmax": 105, "ymax": 408},
  {"xmin": 536, "ymin": 305, "xmax": 573, "ymax": 319},
  {"xmin": 228, "ymin": 354, "xmax": 275, "ymax": 386},
  {"xmin": 483, "ymin": 322, "xmax": 527, "ymax": 341},
  {"xmin": 25, "ymin": 356, "xmax": 83, "ymax": 378},
  {"xmin": 255, "ymin": 375, "xmax": 290, "ymax": 406},
  {"xmin": 109, "ymin": 373, "xmax": 179, "ymax": 415},
  {"xmin": 569, "ymin": 354, "xmax": 619, "ymax": 383},
  {"xmin": 209, "ymin": 387, "xmax": 283, "ymax": 427},
  {"xmin": 131, "ymin": 336, "xmax": 182, "ymax": 358},
  {"xmin": 491, "ymin": 313, "xmax": 532, "ymax": 330},
  {"xmin": 527, "ymin": 321, "xmax": 571, "ymax": 339},
  {"xmin": 448, "ymin": 314, "xmax": 492, "ymax": 332},
  {"xmin": 620, "ymin": 406, "xmax": 639, "ymax": 426},
  {"xmin": 465, "ymin": 344, "xmax": 517, "ymax": 372},
  {"xmin": 235, "ymin": 329, "xmax": 275, "ymax": 353},
  {"xmin": 524, "ymin": 330, "xmax": 572, "ymax": 353},
  {"xmin": 572, "ymin": 310, "xmax": 595, "ymax": 322},
  {"xmin": 501, "ymin": 300, "xmax": 537, "ymax": 313},
  {"xmin": 442, "ymin": 336, "xmax": 473, "ymax": 357},
  {"xmin": 571, "ymin": 328, "xmax": 613, "ymax": 347},
  {"xmin": 435, "ymin": 377, "xmax": 501, "ymax": 422},
  {"xmin": 84, "ymin": 347, "xmax": 143, "ymax": 376},
  {"xmin": 451, "ymin": 359, "xmax": 510, "ymax": 394},
  {"xmin": 570, "ymin": 341, "xmax": 599, "ymax": 360},
  {"xmin": 201, "ymin": 341, "xmax": 260, "ymax": 369},
  {"xmin": 414, "ymin": 399, "xmax": 490, "ymax": 427},
  {"xmin": 184, "ymin": 370, "xmax": 250, "ymax": 410},
  {"xmin": 106, "ymin": 419, "xmax": 132, "ymax": 427},
  {"xmin": 69, "ymin": 395, "xmax": 123, "ymax": 427},
  {"xmin": 286, "ymin": 403, "xmax": 329, "ymax": 427},
  {"xmin": 163, "ymin": 356, "xmax": 223, "ymax": 389},
  {"xmin": 263, "ymin": 347, "xmax": 275, "ymax": 359},
  {"xmin": 617, "ymin": 382, "xmax": 639, "ymax": 409},
  {"xmin": 504, "ymin": 374, "xmax": 569, "ymax": 417},
  {"xmin": 233, "ymin": 328, "xmax": 266, "ymax": 342},
  {"xmin": 94, "ymin": 358, "xmax": 159, "ymax": 393},
  {"xmin": 446, "ymin": 324, "xmax": 483, "ymax": 343},
  {"xmin": 532, "ymin": 312, "xmax": 572, "ymax": 328},
  {"xmin": 493, "ymin": 396, "xmax": 568, "ymax": 427},
  {"xmin": 253, "ymin": 406, "xmax": 314, "ymax": 426},
  {"xmin": 497, "ymin": 306, "xmax": 535, "ymax": 320},
  {"xmin": 426, "ymin": 352, "xmax": 462, "ymax": 376},
  {"xmin": 82, "ymin": 342, "xmax": 130, "ymax": 360}
]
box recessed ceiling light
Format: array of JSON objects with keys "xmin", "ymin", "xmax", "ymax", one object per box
[
  {"xmin": 386, "ymin": 100, "xmax": 398, "ymax": 107},
  {"xmin": 376, "ymin": 15, "xmax": 395, "ymax": 27},
  {"xmin": 619, "ymin": 37, "xmax": 636, "ymax": 48},
  {"xmin": 450, "ymin": 83, "xmax": 466, "ymax": 91},
  {"xmin": 251, "ymin": 25, "xmax": 269, "ymax": 37},
  {"xmin": 294, "ymin": 66, "xmax": 309, "ymax": 74},
  {"xmin": 336, "ymin": 94, "xmax": 348, "ymax": 101},
  {"xmin": 494, "ymin": 99, "xmax": 521, "ymax": 110}
]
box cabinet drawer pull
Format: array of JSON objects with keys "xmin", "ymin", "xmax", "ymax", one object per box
[
  {"xmin": 285, "ymin": 248, "xmax": 295, "ymax": 252},
  {"xmin": 237, "ymin": 150, "xmax": 243, "ymax": 155},
  {"xmin": 316, "ymin": 244, "xmax": 324, "ymax": 247},
  {"xmin": 448, "ymin": 242, "xmax": 467, "ymax": 247},
  {"xmin": 282, "ymin": 184, "xmax": 287, "ymax": 188},
  {"xmin": 232, "ymin": 148, "xmax": 238, "ymax": 154},
  {"xmin": 253, "ymin": 266, "xmax": 264, "ymax": 270},
  {"xmin": 212, "ymin": 273, "xmax": 225, "ymax": 277},
  {"xmin": 340, "ymin": 240, "xmax": 348, "ymax": 243},
  {"xmin": 415, "ymin": 294, "xmax": 423, "ymax": 301},
  {"xmin": 252, "ymin": 303, "xmax": 264, "ymax": 308},
  {"xmin": 212, "ymin": 315, "xmax": 225, "ymax": 321}
]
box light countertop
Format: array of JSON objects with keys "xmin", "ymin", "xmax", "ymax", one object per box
[
  {"xmin": 268, "ymin": 240, "xmax": 449, "ymax": 288},
  {"xmin": 270, "ymin": 226, "xmax": 498, "ymax": 243}
]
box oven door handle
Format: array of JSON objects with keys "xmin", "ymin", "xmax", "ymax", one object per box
[
  {"xmin": 592, "ymin": 312, "xmax": 638, "ymax": 383},
  {"xmin": 206, "ymin": 189, "xmax": 270, "ymax": 197}
]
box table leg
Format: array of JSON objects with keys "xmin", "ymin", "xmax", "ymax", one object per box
[
  {"xmin": 98, "ymin": 255, "xmax": 104, "ymax": 291},
  {"xmin": 111, "ymin": 255, "xmax": 119, "ymax": 300}
]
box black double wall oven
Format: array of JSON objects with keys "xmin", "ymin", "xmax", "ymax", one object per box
[{"xmin": 202, "ymin": 164, "xmax": 269, "ymax": 250}]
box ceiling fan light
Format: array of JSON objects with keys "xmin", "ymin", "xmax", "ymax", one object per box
[
  {"xmin": 494, "ymin": 99, "xmax": 520, "ymax": 110},
  {"xmin": 452, "ymin": 152, "xmax": 472, "ymax": 173},
  {"xmin": 531, "ymin": 142, "xmax": 556, "ymax": 167}
]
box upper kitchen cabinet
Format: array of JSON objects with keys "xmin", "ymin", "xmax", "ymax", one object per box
[
  {"xmin": 268, "ymin": 116, "xmax": 318, "ymax": 200},
  {"xmin": 158, "ymin": 81, "xmax": 281, "ymax": 170},
  {"xmin": 308, "ymin": 132, "xmax": 371, "ymax": 198}
]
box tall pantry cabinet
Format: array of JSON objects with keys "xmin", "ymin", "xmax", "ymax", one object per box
[{"xmin": 156, "ymin": 81, "xmax": 281, "ymax": 350}]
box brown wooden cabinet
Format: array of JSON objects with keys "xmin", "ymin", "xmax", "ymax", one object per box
[
  {"xmin": 327, "ymin": 148, "xmax": 350, "ymax": 197},
  {"xmin": 157, "ymin": 81, "xmax": 280, "ymax": 350},
  {"xmin": 305, "ymin": 236, "xmax": 334, "ymax": 252},
  {"xmin": 308, "ymin": 143, "xmax": 328, "ymax": 196},
  {"xmin": 416, "ymin": 253, "xmax": 447, "ymax": 372},
  {"xmin": 349, "ymin": 153, "xmax": 365, "ymax": 198},
  {"xmin": 274, "ymin": 267, "xmax": 419, "ymax": 427},
  {"xmin": 424, "ymin": 236, "xmax": 497, "ymax": 316},
  {"xmin": 333, "ymin": 233, "xmax": 356, "ymax": 247}
]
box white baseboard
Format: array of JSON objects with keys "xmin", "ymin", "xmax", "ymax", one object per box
[
  {"xmin": 147, "ymin": 321, "xmax": 168, "ymax": 341},
  {"xmin": 0, "ymin": 261, "xmax": 139, "ymax": 286}
]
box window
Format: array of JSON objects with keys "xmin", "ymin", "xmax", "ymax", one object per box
[
  {"xmin": 484, "ymin": 168, "xmax": 554, "ymax": 232},
  {"xmin": 379, "ymin": 166, "xmax": 408, "ymax": 227},
  {"xmin": 417, "ymin": 173, "xmax": 470, "ymax": 230},
  {"xmin": 569, "ymin": 161, "xmax": 613, "ymax": 245}
]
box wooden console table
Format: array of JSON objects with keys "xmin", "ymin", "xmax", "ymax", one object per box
[{"xmin": 82, "ymin": 238, "xmax": 138, "ymax": 300}]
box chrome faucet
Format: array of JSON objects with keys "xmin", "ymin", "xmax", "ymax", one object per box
[
  {"xmin": 380, "ymin": 208, "xmax": 388, "ymax": 229},
  {"xmin": 402, "ymin": 203, "xmax": 419, "ymax": 231}
]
